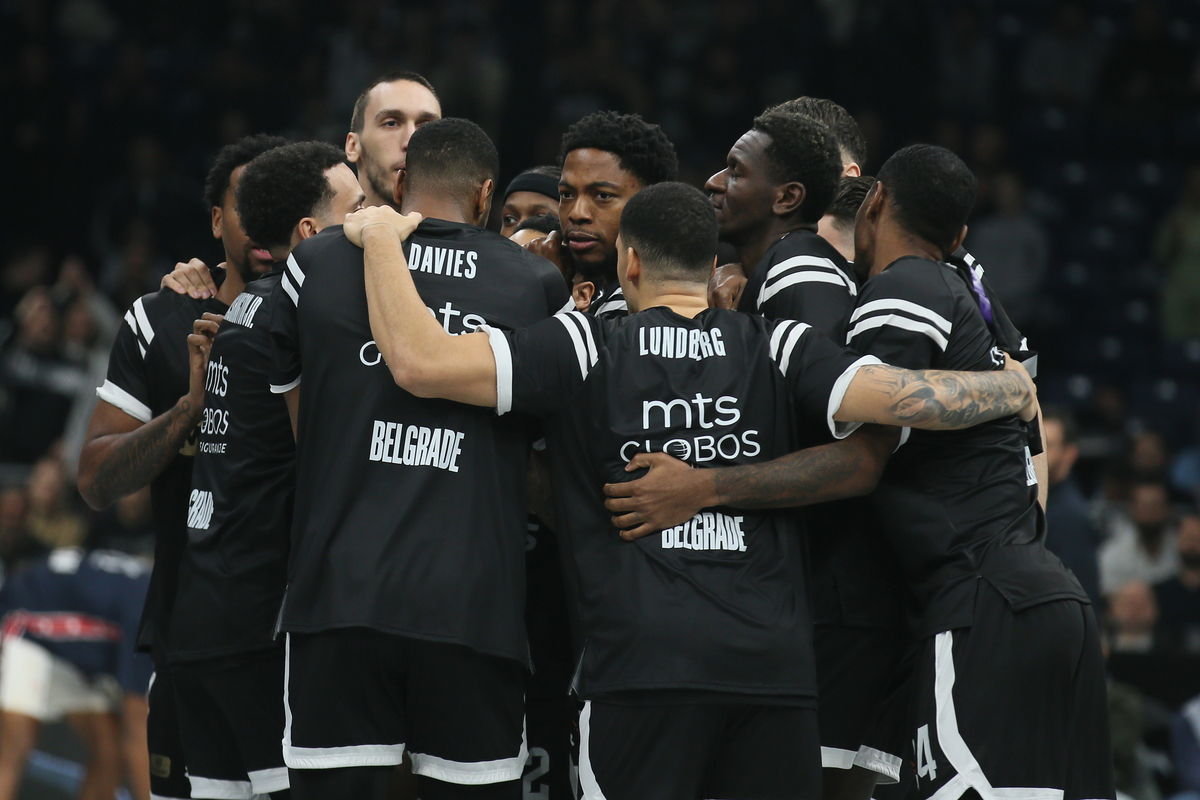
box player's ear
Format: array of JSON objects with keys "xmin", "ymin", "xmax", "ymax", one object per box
[
  {"xmin": 626, "ymin": 246, "xmax": 642, "ymax": 284},
  {"xmin": 476, "ymin": 178, "xmax": 495, "ymax": 226},
  {"xmin": 572, "ymin": 280, "xmax": 596, "ymax": 312},
  {"xmin": 843, "ymin": 162, "xmax": 862, "ymax": 178},
  {"xmin": 709, "ymin": 255, "xmax": 718, "ymax": 281},
  {"xmin": 211, "ymin": 206, "xmax": 223, "ymax": 240},
  {"xmin": 863, "ymin": 181, "xmax": 885, "ymax": 222},
  {"xmin": 949, "ymin": 225, "xmax": 968, "ymax": 256},
  {"xmin": 392, "ymin": 169, "xmax": 405, "ymax": 207},
  {"xmin": 774, "ymin": 182, "xmax": 806, "ymax": 218},
  {"xmin": 296, "ymin": 217, "xmax": 319, "ymax": 242},
  {"xmin": 345, "ymin": 132, "xmax": 361, "ymax": 164}
]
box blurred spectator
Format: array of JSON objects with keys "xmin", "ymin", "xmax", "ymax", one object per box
[
  {"xmin": 24, "ymin": 452, "xmax": 86, "ymax": 551},
  {"xmin": 964, "ymin": 171, "xmax": 1049, "ymax": 328},
  {"xmin": 1157, "ymin": 165, "xmax": 1200, "ymax": 342},
  {"xmin": 1098, "ymin": 0, "xmax": 1189, "ymax": 123},
  {"xmin": 1109, "ymin": 580, "xmax": 1160, "ymax": 653},
  {"xmin": 1171, "ymin": 406, "xmax": 1200, "ymax": 502},
  {"xmin": 1101, "ymin": 482, "xmax": 1179, "ymax": 596},
  {"xmin": 1019, "ymin": 1, "xmax": 1105, "ymax": 106},
  {"xmin": 1153, "ymin": 512, "xmax": 1200, "ymax": 652},
  {"xmin": 1044, "ymin": 408, "xmax": 1102, "ymax": 606},
  {"xmin": 429, "ymin": 25, "xmax": 509, "ymax": 135},
  {"xmin": 0, "ymin": 288, "xmax": 89, "ymax": 466},
  {"xmin": 0, "ymin": 485, "xmax": 41, "ymax": 582},
  {"xmin": 1173, "ymin": 695, "xmax": 1200, "ymax": 796},
  {"xmin": 935, "ymin": 4, "xmax": 994, "ymax": 117}
]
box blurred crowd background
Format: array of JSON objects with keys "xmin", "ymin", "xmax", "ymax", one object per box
[{"xmin": 6, "ymin": 0, "xmax": 1200, "ymax": 796}]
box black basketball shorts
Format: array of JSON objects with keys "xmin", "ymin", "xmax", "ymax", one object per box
[{"xmin": 148, "ymin": 660, "xmax": 192, "ymax": 800}]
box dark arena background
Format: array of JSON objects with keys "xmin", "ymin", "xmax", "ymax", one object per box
[{"xmin": 4, "ymin": 0, "xmax": 1200, "ymax": 798}]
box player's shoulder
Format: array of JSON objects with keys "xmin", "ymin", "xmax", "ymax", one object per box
[
  {"xmin": 124, "ymin": 285, "xmax": 214, "ymax": 345},
  {"xmin": 860, "ymin": 256, "xmax": 957, "ymax": 302},
  {"xmin": 289, "ymin": 224, "xmax": 357, "ymax": 269},
  {"xmin": 466, "ymin": 226, "xmax": 563, "ymax": 280}
]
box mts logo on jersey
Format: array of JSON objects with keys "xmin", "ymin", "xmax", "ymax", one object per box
[
  {"xmin": 188, "ymin": 490, "xmax": 214, "ymax": 530},
  {"xmin": 661, "ymin": 512, "xmax": 747, "ymax": 552},
  {"xmin": 205, "ymin": 356, "xmax": 228, "ymax": 397},
  {"xmin": 368, "ymin": 420, "xmax": 465, "ymax": 472}
]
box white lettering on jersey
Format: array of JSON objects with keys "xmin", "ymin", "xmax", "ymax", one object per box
[
  {"xmin": 199, "ymin": 441, "xmax": 226, "ymax": 454},
  {"xmin": 638, "ymin": 326, "xmax": 726, "ymax": 360},
  {"xmin": 1025, "ymin": 445, "xmax": 1038, "ymax": 487},
  {"xmin": 641, "ymin": 394, "xmax": 741, "ymax": 431},
  {"xmin": 619, "ymin": 431, "xmax": 761, "ymax": 464},
  {"xmin": 205, "ymin": 356, "xmax": 229, "ymax": 396},
  {"xmin": 407, "ymin": 243, "xmax": 479, "ymax": 279},
  {"xmin": 200, "ymin": 408, "xmax": 229, "ymax": 436},
  {"xmin": 188, "ymin": 490, "xmax": 214, "ymax": 530},
  {"xmin": 423, "ymin": 302, "xmax": 486, "ymax": 335},
  {"xmin": 360, "ymin": 341, "xmax": 383, "ymax": 366},
  {"xmin": 368, "ymin": 419, "xmax": 465, "ymax": 472},
  {"xmin": 659, "ymin": 512, "xmax": 746, "ymax": 552},
  {"xmin": 225, "ymin": 293, "xmax": 264, "ymax": 328}
]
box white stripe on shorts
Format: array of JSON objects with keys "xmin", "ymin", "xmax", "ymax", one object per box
[{"xmin": 578, "ymin": 702, "xmax": 608, "ymax": 800}]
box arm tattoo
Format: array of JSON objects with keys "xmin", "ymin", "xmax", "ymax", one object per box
[
  {"xmin": 90, "ymin": 399, "xmax": 200, "ymax": 506},
  {"xmin": 855, "ymin": 365, "xmax": 1029, "ymax": 429},
  {"xmin": 712, "ymin": 440, "xmax": 874, "ymax": 510}
]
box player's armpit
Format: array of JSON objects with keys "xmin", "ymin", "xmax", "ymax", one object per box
[{"xmin": 835, "ymin": 364, "xmax": 1034, "ymax": 430}]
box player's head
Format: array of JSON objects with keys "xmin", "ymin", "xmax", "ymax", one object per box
[
  {"xmin": 402, "ymin": 117, "xmax": 499, "ymax": 227},
  {"xmin": 770, "ymin": 97, "xmax": 866, "ymax": 175},
  {"xmin": 346, "ymin": 71, "xmax": 442, "ymax": 210},
  {"xmin": 203, "ymin": 134, "xmax": 289, "ymax": 279},
  {"xmin": 855, "ymin": 145, "xmax": 976, "ymax": 277},
  {"xmin": 705, "ymin": 109, "xmax": 841, "ymax": 247},
  {"xmin": 509, "ymin": 212, "xmax": 560, "ymax": 247},
  {"xmin": 558, "ymin": 111, "xmax": 678, "ymax": 283},
  {"xmin": 616, "ymin": 182, "xmax": 718, "ymax": 312},
  {"xmin": 236, "ymin": 141, "xmax": 364, "ymax": 265},
  {"xmin": 816, "ymin": 174, "xmax": 874, "ymax": 257},
  {"xmin": 501, "ymin": 166, "xmax": 560, "ymax": 237}
]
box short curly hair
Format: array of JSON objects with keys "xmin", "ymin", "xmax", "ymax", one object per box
[
  {"xmin": 751, "ymin": 110, "xmax": 842, "ymax": 224},
  {"xmin": 877, "ymin": 145, "xmax": 977, "ymax": 255},
  {"xmin": 770, "ymin": 97, "xmax": 867, "ymax": 168},
  {"xmin": 559, "ymin": 111, "xmax": 678, "ymax": 186},
  {"xmin": 202, "ymin": 133, "xmax": 289, "ymax": 209},
  {"xmin": 235, "ymin": 141, "xmax": 348, "ymax": 251}
]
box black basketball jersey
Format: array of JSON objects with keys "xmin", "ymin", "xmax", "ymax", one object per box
[
  {"xmin": 269, "ymin": 220, "xmax": 568, "ymax": 665},
  {"xmin": 98, "ymin": 289, "xmax": 228, "ymax": 653},
  {"xmin": 739, "ymin": 230, "xmax": 904, "ymax": 629},
  {"xmin": 589, "ymin": 278, "xmax": 628, "ymax": 320},
  {"xmin": 168, "ymin": 268, "xmax": 294, "ymax": 663},
  {"xmin": 847, "ymin": 256, "xmax": 1084, "ymax": 636},
  {"xmin": 484, "ymin": 306, "xmax": 877, "ymax": 700}
]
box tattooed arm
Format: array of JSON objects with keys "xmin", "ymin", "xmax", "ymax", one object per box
[
  {"xmin": 78, "ymin": 317, "xmax": 217, "ymax": 509},
  {"xmin": 835, "ymin": 358, "xmax": 1036, "ymax": 429},
  {"xmin": 604, "ymin": 426, "xmax": 899, "ymax": 540}
]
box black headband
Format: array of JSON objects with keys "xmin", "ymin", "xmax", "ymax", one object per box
[{"xmin": 503, "ymin": 173, "xmax": 560, "ymax": 203}]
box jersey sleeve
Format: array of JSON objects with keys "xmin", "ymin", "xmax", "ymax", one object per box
[
  {"xmin": 268, "ymin": 256, "xmax": 304, "ymax": 394},
  {"xmin": 844, "ymin": 266, "xmax": 955, "ymax": 370},
  {"xmin": 537, "ymin": 260, "xmax": 572, "ymax": 316},
  {"xmin": 756, "ymin": 252, "xmax": 858, "ymax": 338},
  {"xmin": 95, "ymin": 296, "xmax": 155, "ymax": 423},
  {"xmin": 482, "ymin": 310, "xmax": 601, "ymax": 418},
  {"xmin": 767, "ymin": 319, "xmax": 882, "ymax": 440}
]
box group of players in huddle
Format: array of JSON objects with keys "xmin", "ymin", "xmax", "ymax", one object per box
[{"xmin": 23, "ymin": 70, "xmax": 1114, "ymax": 800}]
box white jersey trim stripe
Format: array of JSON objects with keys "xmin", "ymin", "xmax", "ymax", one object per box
[
  {"xmin": 281, "ymin": 274, "xmax": 299, "ymax": 307},
  {"xmin": 186, "ymin": 775, "xmax": 253, "ymax": 799},
  {"xmin": 132, "ymin": 297, "xmax": 155, "ymax": 345},
  {"xmin": 555, "ymin": 314, "xmax": 590, "ymax": 380},
  {"xmin": 821, "ymin": 746, "xmax": 857, "ymax": 769},
  {"xmin": 854, "ymin": 745, "xmax": 902, "ymax": 784},
  {"xmin": 269, "ymin": 376, "xmax": 301, "ymax": 395},
  {"xmin": 578, "ymin": 702, "xmax": 608, "ymax": 800},
  {"xmin": 846, "ymin": 315, "xmax": 949, "ymax": 351},
  {"xmin": 593, "ymin": 298, "xmax": 628, "ymax": 316},
  {"xmin": 759, "ymin": 270, "xmax": 851, "ymax": 308},
  {"xmin": 557, "ymin": 296, "xmax": 576, "ymax": 314},
  {"xmin": 409, "ymin": 722, "xmax": 527, "ymax": 784},
  {"xmin": 96, "ymin": 380, "xmax": 152, "ymax": 423},
  {"xmin": 568, "ymin": 311, "xmax": 599, "ymax": 367},
  {"xmin": 848, "ymin": 298, "xmax": 952, "ymax": 333},
  {"xmin": 778, "ymin": 322, "xmax": 812, "ymax": 376},
  {"xmin": 124, "ymin": 309, "xmax": 147, "ymax": 357},
  {"xmin": 827, "ymin": 355, "xmax": 883, "ymax": 440},
  {"xmin": 286, "ymin": 253, "xmax": 305, "ymax": 287},
  {"xmin": 246, "ymin": 766, "xmax": 289, "ymax": 794},
  {"xmin": 768, "ymin": 320, "xmax": 797, "ymax": 361},
  {"xmin": 481, "ymin": 325, "xmax": 514, "ymax": 416}
]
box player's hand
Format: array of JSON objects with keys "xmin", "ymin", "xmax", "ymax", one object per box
[
  {"xmin": 709, "ymin": 263, "xmax": 747, "ymax": 309},
  {"xmin": 524, "ymin": 230, "xmax": 569, "ymax": 274},
  {"xmin": 603, "ymin": 453, "xmax": 716, "ymax": 541},
  {"xmin": 184, "ymin": 314, "xmax": 222, "ymax": 415},
  {"xmin": 163, "ymin": 258, "xmax": 218, "ymax": 299},
  {"xmin": 344, "ymin": 206, "xmax": 423, "ymax": 247},
  {"xmin": 1003, "ymin": 353, "xmax": 1038, "ymax": 422}
]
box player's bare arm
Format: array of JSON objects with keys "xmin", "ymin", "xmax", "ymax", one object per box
[
  {"xmin": 605, "ymin": 425, "xmax": 899, "ymax": 540},
  {"xmin": 78, "ymin": 315, "xmax": 220, "ymax": 509},
  {"xmin": 349, "ymin": 206, "xmax": 500, "ymax": 407}
]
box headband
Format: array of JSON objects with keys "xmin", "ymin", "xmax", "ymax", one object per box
[{"xmin": 503, "ymin": 173, "xmax": 560, "ymax": 203}]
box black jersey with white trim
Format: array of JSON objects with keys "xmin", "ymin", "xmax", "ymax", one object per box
[
  {"xmin": 588, "ymin": 278, "xmax": 628, "ymax": 320},
  {"xmin": 737, "ymin": 230, "xmax": 903, "ymax": 629},
  {"xmin": 847, "ymin": 256, "xmax": 1084, "ymax": 637},
  {"xmin": 484, "ymin": 306, "xmax": 877, "ymax": 699},
  {"xmin": 168, "ymin": 268, "xmax": 294, "ymax": 663},
  {"xmin": 97, "ymin": 289, "xmax": 228, "ymax": 652},
  {"xmin": 269, "ymin": 221, "xmax": 568, "ymax": 665}
]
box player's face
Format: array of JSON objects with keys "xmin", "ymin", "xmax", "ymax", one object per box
[
  {"xmin": 705, "ymin": 130, "xmax": 778, "ymax": 245},
  {"xmin": 217, "ymin": 165, "xmax": 274, "ymax": 282},
  {"xmin": 324, "ymin": 164, "xmax": 367, "ymax": 224},
  {"xmin": 559, "ymin": 149, "xmax": 644, "ymax": 272},
  {"xmin": 501, "ymin": 191, "xmax": 558, "ymax": 237},
  {"xmin": 349, "ymin": 80, "xmax": 441, "ymax": 208}
]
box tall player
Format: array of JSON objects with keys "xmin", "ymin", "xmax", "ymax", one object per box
[
  {"xmin": 78, "ymin": 133, "xmax": 286, "ymax": 800},
  {"xmin": 268, "ymin": 118, "xmax": 566, "ymax": 800},
  {"xmin": 341, "ymin": 183, "xmax": 1037, "ymax": 800},
  {"xmin": 167, "ymin": 142, "xmax": 363, "ymax": 800}
]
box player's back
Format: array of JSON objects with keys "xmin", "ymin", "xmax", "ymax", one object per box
[{"xmin": 272, "ymin": 220, "xmax": 567, "ymax": 665}]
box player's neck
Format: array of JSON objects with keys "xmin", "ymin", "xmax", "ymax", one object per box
[
  {"xmin": 739, "ymin": 218, "xmax": 815, "ymax": 276},
  {"xmin": 635, "ymin": 285, "xmax": 709, "ymax": 319},
  {"xmin": 868, "ymin": 232, "xmax": 944, "ymax": 278},
  {"xmin": 401, "ymin": 195, "xmax": 476, "ymax": 226},
  {"xmin": 216, "ymin": 257, "xmax": 247, "ymax": 305}
]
